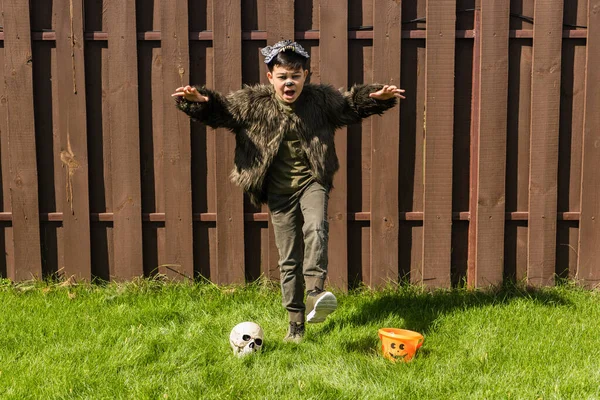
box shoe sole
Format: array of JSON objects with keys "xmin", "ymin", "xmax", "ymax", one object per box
[{"xmin": 306, "ymin": 292, "xmax": 337, "ymax": 323}]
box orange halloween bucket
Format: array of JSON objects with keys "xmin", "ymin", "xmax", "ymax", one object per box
[{"xmin": 378, "ymin": 328, "xmax": 423, "ymax": 362}]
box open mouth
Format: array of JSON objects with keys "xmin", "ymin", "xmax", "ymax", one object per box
[{"xmin": 283, "ymin": 88, "xmax": 296, "ymax": 100}]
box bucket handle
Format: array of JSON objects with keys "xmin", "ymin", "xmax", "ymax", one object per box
[{"xmin": 416, "ymin": 337, "xmax": 424, "ymax": 350}]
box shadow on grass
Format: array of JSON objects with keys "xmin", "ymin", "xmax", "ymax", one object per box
[{"xmin": 322, "ymin": 283, "xmax": 573, "ymax": 338}]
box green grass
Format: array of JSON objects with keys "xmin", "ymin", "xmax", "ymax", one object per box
[{"xmin": 1, "ymin": 277, "xmax": 599, "ymax": 400}]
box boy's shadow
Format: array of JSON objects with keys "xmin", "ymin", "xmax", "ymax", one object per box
[{"xmin": 316, "ymin": 284, "xmax": 572, "ymax": 352}]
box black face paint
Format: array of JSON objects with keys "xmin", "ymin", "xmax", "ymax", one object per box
[{"xmin": 285, "ymin": 81, "xmax": 294, "ymax": 87}]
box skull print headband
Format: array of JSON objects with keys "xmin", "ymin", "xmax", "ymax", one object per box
[{"xmin": 261, "ymin": 40, "xmax": 310, "ymax": 64}]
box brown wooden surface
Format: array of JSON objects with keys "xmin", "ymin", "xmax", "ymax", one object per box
[
  {"xmin": 0, "ymin": 30, "xmax": 15, "ymax": 279},
  {"xmin": 320, "ymin": 0, "xmax": 348, "ymax": 290},
  {"xmin": 347, "ymin": 39, "xmax": 373, "ymax": 285},
  {"xmin": 106, "ymin": 0, "xmax": 143, "ymax": 280},
  {"xmin": 86, "ymin": 39, "xmax": 114, "ymax": 281},
  {"xmin": 138, "ymin": 0, "xmax": 165, "ymax": 277},
  {"xmin": 468, "ymin": 6, "xmax": 481, "ymax": 286},
  {"xmin": 161, "ymin": 0, "xmax": 194, "ymax": 280},
  {"xmin": 204, "ymin": 43, "xmax": 218, "ymax": 282},
  {"xmin": 54, "ymin": 0, "xmax": 92, "ymax": 280},
  {"xmin": 30, "ymin": 5, "xmax": 58, "ymax": 276},
  {"xmin": 556, "ymin": 0, "xmax": 587, "ymax": 279},
  {"xmin": 511, "ymin": 0, "xmax": 534, "ymax": 284},
  {"xmin": 527, "ymin": 0, "xmax": 564, "ymax": 287},
  {"xmin": 470, "ymin": 1, "xmax": 510, "ymax": 287},
  {"xmin": 266, "ymin": 0, "xmax": 294, "ymax": 43},
  {"xmin": 265, "ymin": 0, "xmax": 294, "ymax": 283},
  {"xmin": 557, "ymin": 36, "xmax": 586, "ymax": 278},
  {"xmin": 50, "ymin": 39, "xmax": 66, "ymax": 278},
  {"xmin": 3, "ymin": 29, "xmax": 590, "ymax": 41},
  {"xmin": 0, "ymin": 1, "xmax": 597, "ymax": 288},
  {"xmin": 370, "ymin": 0, "xmax": 401, "ymax": 287},
  {"xmin": 212, "ymin": 0, "xmax": 245, "ymax": 284},
  {"xmin": 3, "ymin": 0, "xmax": 43, "ymax": 280},
  {"xmin": 399, "ymin": 40, "xmax": 426, "ymax": 284},
  {"xmin": 578, "ymin": 0, "xmax": 600, "ymax": 288},
  {"xmin": 506, "ymin": 37, "xmax": 533, "ymax": 282},
  {"xmin": 422, "ymin": 0, "xmax": 455, "ymax": 288}
]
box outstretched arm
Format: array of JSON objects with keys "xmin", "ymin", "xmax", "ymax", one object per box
[
  {"xmin": 171, "ymin": 85, "xmax": 242, "ymax": 131},
  {"xmin": 326, "ymin": 83, "xmax": 405, "ymax": 128},
  {"xmin": 368, "ymin": 85, "xmax": 405, "ymax": 102}
]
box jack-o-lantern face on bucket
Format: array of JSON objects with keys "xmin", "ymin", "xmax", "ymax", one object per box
[{"xmin": 388, "ymin": 341, "xmax": 409, "ymax": 360}]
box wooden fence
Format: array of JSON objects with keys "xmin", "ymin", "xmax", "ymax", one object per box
[{"xmin": 0, "ymin": 0, "xmax": 598, "ymax": 289}]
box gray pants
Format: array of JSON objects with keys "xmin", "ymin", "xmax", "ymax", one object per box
[{"xmin": 268, "ymin": 181, "xmax": 330, "ymax": 323}]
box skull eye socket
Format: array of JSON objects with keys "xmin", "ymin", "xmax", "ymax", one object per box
[
  {"xmin": 254, "ymin": 338, "xmax": 263, "ymax": 346},
  {"xmin": 242, "ymin": 334, "xmax": 251, "ymax": 341}
]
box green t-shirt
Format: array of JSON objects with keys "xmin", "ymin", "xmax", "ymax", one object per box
[{"xmin": 267, "ymin": 98, "xmax": 314, "ymax": 195}]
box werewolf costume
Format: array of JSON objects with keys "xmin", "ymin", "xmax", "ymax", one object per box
[
  {"xmin": 175, "ymin": 41, "xmax": 397, "ymax": 328},
  {"xmin": 176, "ymin": 83, "xmax": 397, "ymax": 206}
]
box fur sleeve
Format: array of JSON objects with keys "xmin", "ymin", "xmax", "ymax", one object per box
[
  {"xmin": 322, "ymin": 83, "xmax": 398, "ymax": 128},
  {"xmin": 175, "ymin": 86, "xmax": 242, "ymax": 131}
]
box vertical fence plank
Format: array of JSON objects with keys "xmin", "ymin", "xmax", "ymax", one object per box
[
  {"xmin": 370, "ymin": 0, "xmax": 401, "ymax": 287},
  {"xmin": 400, "ymin": 41, "xmax": 426, "ymax": 284},
  {"xmin": 468, "ymin": 4, "xmax": 481, "ymax": 286},
  {"xmin": 213, "ymin": 0, "xmax": 245, "ymax": 284},
  {"xmin": 266, "ymin": 0, "xmax": 294, "ymax": 43},
  {"xmin": 106, "ymin": 0, "xmax": 143, "ymax": 280},
  {"xmin": 505, "ymin": 35, "xmax": 533, "ymax": 281},
  {"xmin": 527, "ymin": 0, "xmax": 563, "ymax": 287},
  {"xmin": 3, "ymin": 0, "xmax": 43, "ymax": 280},
  {"xmin": 0, "ymin": 38, "xmax": 13, "ymax": 278},
  {"xmin": 422, "ymin": 0, "xmax": 455, "ymax": 288},
  {"xmin": 320, "ymin": 0, "xmax": 348, "ymax": 289},
  {"xmin": 265, "ymin": 0, "xmax": 294, "ymax": 282},
  {"xmin": 470, "ymin": 0, "xmax": 509, "ymax": 287},
  {"xmin": 578, "ymin": 0, "xmax": 600, "ymax": 288},
  {"xmin": 55, "ymin": 0, "xmax": 91, "ymax": 280},
  {"xmin": 161, "ymin": 0, "xmax": 194, "ymax": 280},
  {"xmin": 0, "ymin": 25, "xmax": 14, "ymax": 279}
]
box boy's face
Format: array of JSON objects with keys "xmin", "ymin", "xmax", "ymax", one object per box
[{"xmin": 267, "ymin": 65, "xmax": 309, "ymax": 104}]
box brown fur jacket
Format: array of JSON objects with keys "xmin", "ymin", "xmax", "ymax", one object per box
[{"xmin": 176, "ymin": 83, "xmax": 397, "ymax": 206}]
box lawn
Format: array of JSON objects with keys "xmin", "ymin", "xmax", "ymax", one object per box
[{"xmin": 1, "ymin": 278, "xmax": 599, "ymax": 399}]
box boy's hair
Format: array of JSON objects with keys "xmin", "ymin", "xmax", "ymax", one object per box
[{"xmin": 267, "ymin": 50, "xmax": 309, "ymax": 72}]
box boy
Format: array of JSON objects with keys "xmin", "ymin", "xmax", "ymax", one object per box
[{"xmin": 172, "ymin": 40, "xmax": 404, "ymax": 343}]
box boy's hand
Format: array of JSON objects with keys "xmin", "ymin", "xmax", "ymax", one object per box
[
  {"xmin": 171, "ymin": 85, "xmax": 209, "ymax": 103},
  {"xmin": 369, "ymin": 85, "xmax": 406, "ymax": 100}
]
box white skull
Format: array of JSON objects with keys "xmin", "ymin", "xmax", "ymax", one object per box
[{"xmin": 229, "ymin": 322, "xmax": 264, "ymax": 357}]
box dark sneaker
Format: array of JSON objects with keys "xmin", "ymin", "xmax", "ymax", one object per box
[
  {"xmin": 283, "ymin": 322, "xmax": 305, "ymax": 343},
  {"xmin": 305, "ymin": 289, "xmax": 337, "ymax": 323}
]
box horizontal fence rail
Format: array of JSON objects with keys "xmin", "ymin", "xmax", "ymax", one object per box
[
  {"xmin": 0, "ymin": 29, "xmax": 589, "ymax": 41},
  {"xmin": 0, "ymin": 0, "xmax": 597, "ymax": 289}
]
